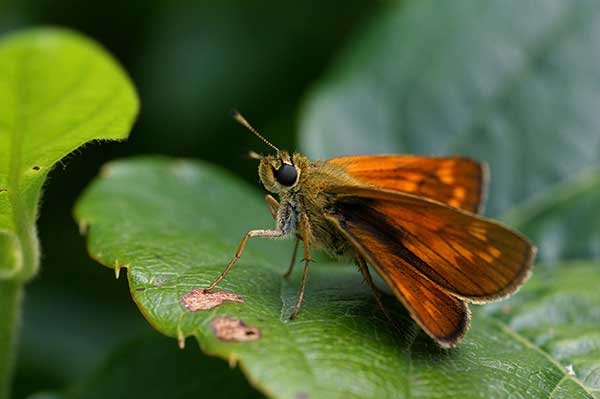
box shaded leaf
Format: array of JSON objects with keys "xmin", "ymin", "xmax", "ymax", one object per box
[
  {"xmin": 0, "ymin": 27, "xmax": 139, "ymax": 281},
  {"xmin": 506, "ymin": 167, "xmax": 600, "ymax": 263},
  {"xmin": 15, "ymin": 283, "xmax": 148, "ymax": 390},
  {"xmin": 66, "ymin": 334, "xmax": 263, "ymax": 399},
  {"xmin": 75, "ymin": 158, "xmax": 597, "ymax": 398},
  {"xmin": 484, "ymin": 262, "xmax": 600, "ymax": 398},
  {"xmin": 299, "ymin": 0, "xmax": 600, "ymax": 217}
]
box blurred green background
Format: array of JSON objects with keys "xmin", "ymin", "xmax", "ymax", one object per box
[{"xmin": 0, "ymin": 1, "xmax": 380, "ymax": 396}]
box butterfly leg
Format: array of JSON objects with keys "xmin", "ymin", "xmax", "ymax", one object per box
[
  {"xmin": 265, "ymin": 194, "xmax": 279, "ymax": 220},
  {"xmin": 266, "ymin": 195, "xmax": 301, "ymax": 278},
  {"xmin": 356, "ymin": 256, "xmax": 395, "ymax": 324},
  {"xmin": 205, "ymin": 229, "xmax": 285, "ymax": 290},
  {"xmin": 282, "ymin": 237, "xmax": 300, "ymax": 278},
  {"xmin": 289, "ymin": 213, "xmax": 311, "ymax": 320}
]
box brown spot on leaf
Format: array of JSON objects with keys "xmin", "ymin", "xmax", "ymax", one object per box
[
  {"xmin": 211, "ymin": 317, "xmax": 261, "ymax": 342},
  {"xmin": 32, "ymin": 166, "xmax": 40, "ymax": 171},
  {"xmin": 150, "ymin": 277, "xmax": 167, "ymax": 286},
  {"xmin": 181, "ymin": 289, "xmax": 244, "ymax": 311},
  {"xmin": 0, "ymin": 188, "xmax": 6, "ymax": 193}
]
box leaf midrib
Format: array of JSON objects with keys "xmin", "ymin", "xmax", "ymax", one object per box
[{"xmin": 485, "ymin": 315, "xmax": 594, "ymax": 398}]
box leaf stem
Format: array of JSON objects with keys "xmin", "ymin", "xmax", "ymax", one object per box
[{"xmin": 0, "ymin": 281, "xmax": 23, "ymax": 399}]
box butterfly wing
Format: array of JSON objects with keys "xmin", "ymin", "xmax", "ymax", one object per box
[
  {"xmin": 361, "ymin": 246, "xmax": 471, "ymax": 347},
  {"xmin": 324, "ymin": 187, "xmax": 534, "ymax": 346},
  {"xmin": 327, "ymin": 155, "xmax": 487, "ymax": 213},
  {"xmin": 326, "ymin": 186, "xmax": 535, "ymax": 303}
]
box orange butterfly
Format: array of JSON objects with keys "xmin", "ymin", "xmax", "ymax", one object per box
[{"xmin": 205, "ymin": 111, "xmax": 536, "ymax": 348}]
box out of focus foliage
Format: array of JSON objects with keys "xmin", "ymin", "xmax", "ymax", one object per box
[
  {"xmin": 4, "ymin": 1, "xmax": 600, "ymax": 398},
  {"xmin": 1, "ymin": 1, "xmax": 375, "ymax": 397}
]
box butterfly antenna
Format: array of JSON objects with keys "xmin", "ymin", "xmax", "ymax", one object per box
[{"xmin": 230, "ymin": 109, "xmax": 279, "ymax": 152}]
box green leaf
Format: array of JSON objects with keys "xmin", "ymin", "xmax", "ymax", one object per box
[
  {"xmin": 66, "ymin": 334, "xmax": 263, "ymax": 399},
  {"xmin": 505, "ymin": 167, "xmax": 600, "ymax": 263},
  {"xmin": 75, "ymin": 158, "xmax": 598, "ymax": 398},
  {"xmin": 0, "ymin": 27, "xmax": 138, "ymax": 399},
  {"xmin": 299, "ymin": 0, "xmax": 600, "ymax": 217},
  {"xmin": 0, "ymin": 27, "xmax": 139, "ymax": 282},
  {"xmin": 0, "ymin": 231, "xmax": 20, "ymax": 279},
  {"xmin": 484, "ymin": 261, "xmax": 600, "ymax": 398}
]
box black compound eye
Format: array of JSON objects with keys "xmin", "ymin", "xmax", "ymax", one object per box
[{"xmin": 275, "ymin": 164, "xmax": 298, "ymax": 186}]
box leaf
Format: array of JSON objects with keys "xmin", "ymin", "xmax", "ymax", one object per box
[
  {"xmin": 66, "ymin": 334, "xmax": 263, "ymax": 399},
  {"xmin": 506, "ymin": 167, "xmax": 600, "ymax": 263},
  {"xmin": 0, "ymin": 27, "xmax": 139, "ymax": 281},
  {"xmin": 299, "ymin": 0, "xmax": 600, "ymax": 217},
  {"xmin": 484, "ymin": 261, "xmax": 600, "ymax": 398},
  {"xmin": 0, "ymin": 231, "xmax": 20, "ymax": 279},
  {"xmin": 75, "ymin": 157, "xmax": 597, "ymax": 398}
]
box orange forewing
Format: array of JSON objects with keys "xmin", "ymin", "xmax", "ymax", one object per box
[
  {"xmin": 327, "ymin": 155, "xmax": 487, "ymax": 213},
  {"xmin": 329, "ymin": 186, "xmax": 535, "ymax": 301}
]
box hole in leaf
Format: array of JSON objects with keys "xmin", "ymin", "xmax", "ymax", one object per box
[
  {"xmin": 211, "ymin": 317, "xmax": 261, "ymax": 342},
  {"xmin": 181, "ymin": 289, "xmax": 244, "ymax": 311}
]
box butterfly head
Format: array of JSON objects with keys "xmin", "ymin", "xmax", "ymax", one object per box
[
  {"xmin": 231, "ymin": 109, "xmax": 302, "ymax": 193},
  {"xmin": 256, "ymin": 151, "xmax": 301, "ymax": 194}
]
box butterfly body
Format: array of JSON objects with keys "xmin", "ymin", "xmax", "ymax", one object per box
[
  {"xmin": 206, "ymin": 111, "xmax": 536, "ymax": 348},
  {"xmin": 260, "ymin": 152, "xmax": 360, "ymax": 258}
]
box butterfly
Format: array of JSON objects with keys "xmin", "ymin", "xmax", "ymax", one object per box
[{"xmin": 205, "ymin": 110, "xmax": 536, "ymax": 348}]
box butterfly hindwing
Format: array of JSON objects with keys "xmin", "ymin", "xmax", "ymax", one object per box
[
  {"xmin": 327, "ymin": 155, "xmax": 487, "ymax": 213},
  {"xmin": 327, "ymin": 186, "xmax": 535, "ymax": 303},
  {"xmin": 327, "ymin": 210, "xmax": 471, "ymax": 346}
]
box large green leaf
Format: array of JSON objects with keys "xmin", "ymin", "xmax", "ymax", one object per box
[
  {"xmin": 506, "ymin": 167, "xmax": 600, "ymax": 263},
  {"xmin": 299, "ymin": 0, "xmax": 600, "ymax": 217},
  {"xmin": 0, "ymin": 27, "xmax": 138, "ymax": 399},
  {"xmin": 0, "ymin": 27, "xmax": 139, "ymax": 281},
  {"xmin": 484, "ymin": 262, "xmax": 600, "ymax": 398},
  {"xmin": 75, "ymin": 158, "xmax": 598, "ymax": 398}
]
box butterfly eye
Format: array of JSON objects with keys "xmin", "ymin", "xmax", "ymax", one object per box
[{"xmin": 274, "ymin": 164, "xmax": 298, "ymax": 186}]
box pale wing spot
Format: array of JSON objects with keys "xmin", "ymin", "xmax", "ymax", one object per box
[
  {"xmin": 489, "ymin": 246, "xmax": 502, "ymax": 258},
  {"xmin": 468, "ymin": 225, "xmax": 487, "ymax": 241},
  {"xmin": 438, "ymin": 169, "xmax": 455, "ymax": 184},
  {"xmin": 452, "ymin": 242, "xmax": 476, "ymax": 263},
  {"xmin": 448, "ymin": 198, "xmax": 462, "ymax": 208},
  {"xmin": 453, "ymin": 187, "xmax": 466, "ymax": 200},
  {"xmin": 479, "ymin": 251, "xmax": 494, "ymax": 263},
  {"xmin": 399, "ymin": 181, "xmax": 418, "ymax": 191},
  {"xmin": 403, "ymin": 173, "xmax": 424, "ymax": 182}
]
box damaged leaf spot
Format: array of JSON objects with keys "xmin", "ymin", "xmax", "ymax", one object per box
[
  {"xmin": 211, "ymin": 317, "xmax": 261, "ymax": 342},
  {"xmin": 0, "ymin": 188, "xmax": 6, "ymax": 193},
  {"xmin": 150, "ymin": 277, "xmax": 167, "ymax": 286},
  {"xmin": 181, "ymin": 289, "xmax": 244, "ymax": 311},
  {"xmin": 32, "ymin": 165, "xmax": 41, "ymax": 171}
]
